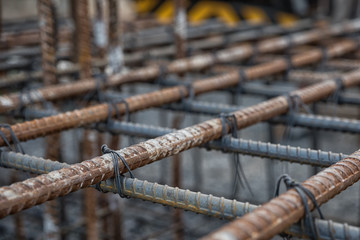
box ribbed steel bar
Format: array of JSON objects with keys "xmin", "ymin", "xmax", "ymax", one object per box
[
  {"xmin": 0, "ymin": 21, "xmax": 359, "ymax": 113},
  {"xmin": 204, "ymin": 147, "xmax": 360, "ymax": 239},
  {"xmin": 326, "ymin": 59, "xmax": 360, "ymax": 70},
  {"xmin": 0, "ymin": 26, "xmax": 71, "ymax": 50},
  {"xmin": 0, "ymin": 151, "xmax": 358, "ymax": 239},
  {"xmin": 96, "ymin": 121, "xmax": 346, "ymax": 167},
  {"xmin": 38, "ymin": 0, "xmax": 57, "ymax": 85},
  {"xmin": 0, "ymin": 19, "xmax": 311, "ymax": 71},
  {"xmin": 11, "ymin": 107, "xmax": 346, "ymax": 168},
  {"xmin": 163, "ymin": 99, "xmax": 360, "ymax": 134},
  {"xmin": 0, "ymin": 17, "xmax": 248, "ymax": 51},
  {"xmin": 1, "ymin": 47, "xmax": 360, "ymax": 218},
  {"xmin": 0, "ymin": 39, "xmax": 357, "ymax": 146},
  {"xmin": 271, "ymin": 113, "xmax": 360, "ymax": 134},
  {"xmin": 77, "ymin": 0, "xmax": 91, "ymax": 79},
  {"xmin": 0, "ymin": 67, "xmax": 360, "ymax": 217}
]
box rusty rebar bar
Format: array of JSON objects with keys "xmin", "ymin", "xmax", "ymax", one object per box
[
  {"xmin": 77, "ymin": 0, "xmax": 91, "ymax": 78},
  {"xmin": 203, "ymin": 148, "xmax": 360, "ymax": 240},
  {"xmin": 172, "ymin": 114, "xmax": 185, "ymax": 240},
  {"xmin": 174, "ymin": 0, "xmax": 187, "ymax": 59},
  {"xmin": 38, "ymin": 0, "xmax": 57, "ymax": 85},
  {"xmin": 0, "ymin": 38, "xmax": 357, "ymax": 146},
  {"xmin": 0, "ymin": 66, "xmax": 360, "ymax": 218},
  {"xmin": 0, "ymin": 21, "xmax": 359, "ymax": 112},
  {"xmin": 82, "ymin": 130, "xmax": 100, "ymax": 240},
  {"xmin": 1, "ymin": 151, "xmax": 358, "ymax": 239}
]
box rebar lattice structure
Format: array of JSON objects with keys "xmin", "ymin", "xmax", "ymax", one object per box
[{"xmin": 2, "ymin": 1, "xmax": 360, "ymax": 239}]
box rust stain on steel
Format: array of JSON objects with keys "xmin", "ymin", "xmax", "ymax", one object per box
[
  {"xmin": 0, "ymin": 22, "xmax": 358, "ymax": 112},
  {"xmin": 0, "ymin": 40, "xmax": 357, "ymax": 147},
  {"xmin": 83, "ymin": 130, "xmax": 100, "ymax": 240},
  {"xmin": 174, "ymin": 0, "xmax": 187, "ymax": 59},
  {"xmin": 77, "ymin": 0, "xmax": 92, "ymax": 78},
  {"xmin": 203, "ymin": 151, "xmax": 360, "ymax": 240},
  {"xmin": 38, "ymin": 0, "xmax": 57, "ymax": 85},
  {"xmin": 2, "ymin": 69, "xmax": 360, "ymax": 217},
  {"xmin": 0, "ymin": 27, "xmax": 71, "ymax": 50}
]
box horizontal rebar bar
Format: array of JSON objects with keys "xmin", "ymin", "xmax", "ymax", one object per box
[
  {"xmin": 12, "ymin": 107, "xmax": 346, "ymax": 168},
  {"xmin": 0, "ymin": 19, "xmax": 313, "ymax": 73},
  {"xmin": 0, "ymin": 38, "xmax": 356, "ymax": 146},
  {"xmin": 0, "ymin": 43, "xmax": 360, "ymax": 220},
  {"xmin": 163, "ymin": 99, "xmax": 360, "ymax": 134},
  {"xmin": 95, "ymin": 121, "xmax": 346, "ymax": 167},
  {"xmin": 1, "ymin": 151, "xmax": 357, "ymax": 239},
  {"xmin": 271, "ymin": 113, "xmax": 360, "ymax": 133},
  {"xmin": 0, "ymin": 20, "xmax": 359, "ymax": 113}
]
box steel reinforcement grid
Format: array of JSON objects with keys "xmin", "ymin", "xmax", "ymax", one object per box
[{"xmin": 2, "ymin": 1, "xmax": 360, "ymax": 239}]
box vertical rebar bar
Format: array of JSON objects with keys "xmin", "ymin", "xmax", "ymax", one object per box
[
  {"xmin": 38, "ymin": 1, "xmax": 61, "ymax": 238},
  {"xmin": 172, "ymin": 115, "xmax": 185, "ymax": 240},
  {"xmin": 82, "ymin": 130, "xmax": 99, "ymax": 240},
  {"xmin": 174, "ymin": 0, "xmax": 187, "ymax": 59},
  {"xmin": 108, "ymin": 133, "xmax": 123, "ymax": 240},
  {"xmin": 108, "ymin": 0, "xmax": 123, "ymax": 73},
  {"xmin": 77, "ymin": 0, "xmax": 92, "ymax": 79},
  {"xmin": 69, "ymin": 0, "xmax": 78, "ymax": 63},
  {"xmin": 38, "ymin": 0, "xmax": 57, "ymax": 85},
  {"xmin": 94, "ymin": 0, "xmax": 107, "ymax": 60}
]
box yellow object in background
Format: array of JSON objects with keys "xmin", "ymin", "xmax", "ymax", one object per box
[{"xmin": 135, "ymin": 0, "xmax": 298, "ymax": 26}]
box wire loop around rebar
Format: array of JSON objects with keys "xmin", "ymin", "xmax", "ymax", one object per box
[
  {"xmin": 219, "ymin": 113, "xmax": 253, "ymax": 197},
  {"xmin": 237, "ymin": 69, "xmax": 248, "ymax": 94},
  {"xmin": 96, "ymin": 144, "xmax": 134, "ymax": 198},
  {"xmin": 274, "ymin": 174, "xmax": 325, "ymax": 240},
  {"xmin": 282, "ymin": 94, "xmax": 312, "ymax": 143},
  {"xmin": 156, "ymin": 64, "xmax": 168, "ymax": 86},
  {"xmin": 0, "ymin": 124, "xmax": 25, "ymax": 154}
]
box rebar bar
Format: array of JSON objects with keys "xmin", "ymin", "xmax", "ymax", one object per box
[
  {"xmin": 0, "ymin": 151, "xmax": 358, "ymax": 239},
  {"xmin": 0, "ymin": 40, "xmax": 356, "ymax": 149},
  {"xmin": 77, "ymin": 0, "xmax": 91, "ymax": 79},
  {"xmin": 204, "ymin": 147, "xmax": 360, "ymax": 239},
  {"xmin": 271, "ymin": 113, "xmax": 360, "ymax": 134},
  {"xmin": 0, "ymin": 66, "xmax": 359, "ymax": 218},
  {"xmin": 10, "ymin": 106, "xmax": 346, "ymax": 168},
  {"xmin": 164, "ymin": 99, "xmax": 360, "ymax": 134},
  {"xmin": 38, "ymin": 0, "xmax": 57, "ymax": 85},
  {"xmin": 93, "ymin": 120, "xmax": 346, "ymax": 167},
  {"xmin": 0, "ymin": 22, "xmax": 359, "ymax": 113}
]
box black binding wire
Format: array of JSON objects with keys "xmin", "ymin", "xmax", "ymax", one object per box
[
  {"xmin": 282, "ymin": 94, "xmax": 312, "ymax": 143},
  {"xmin": 156, "ymin": 64, "xmax": 168, "ymax": 87},
  {"xmin": 95, "ymin": 97, "xmax": 132, "ymax": 193},
  {"xmin": 285, "ymin": 34, "xmax": 294, "ymax": 52},
  {"xmin": 83, "ymin": 74, "xmax": 107, "ymax": 104},
  {"xmin": 16, "ymin": 87, "xmax": 53, "ymax": 121},
  {"xmin": 248, "ymin": 43, "xmax": 259, "ymax": 65},
  {"xmin": 219, "ymin": 113, "xmax": 253, "ymax": 197},
  {"xmin": 178, "ymin": 82, "xmax": 195, "ymax": 112},
  {"xmin": 0, "ymin": 124, "xmax": 25, "ymax": 154},
  {"xmin": 186, "ymin": 46, "xmax": 194, "ymax": 57},
  {"xmin": 222, "ymin": 34, "xmax": 231, "ymax": 48},
  {"xmin": 327, "ymin": 77, "xmax": 344, "ymax": 116},
  {"xmin": 97, "ymin": 144, "xmax": 135, "ymax": 198},
  {"xmin": 274, "ymin": 174, "xmax": 325, "ymax": 240},
  {"xmin": 318, "ymin": 46, "xmax": 329, "ymax": 71},
  {"xmin": 283, "ymin": 54, "xmax": 294, "ymax": 82},
  {"xmin": 238, "ymin": 68, "xmax": 248, "ymax": 94}
]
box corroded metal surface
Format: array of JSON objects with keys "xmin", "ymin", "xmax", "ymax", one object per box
[
  {"xmin": 0, "ymin": 23, "xmax": 359, "ymax": 112},
  {"xmin": 1, "ymin": 151, "xmax": 359, "ymax": 239},
  {"xmin": 77, "ymin": 0, "xmax": 92, "ymax": 78},
  {"xmin": 0, "ymin": 68, "xmax": 360, "ymax": 217},
  {"xmin": 203, "ymin": 149, "xmax": 360, "ymax": 240},
  {"xmin": 0, "ymin": 40, "xmax": 356, "ymax": 146},
  {"xmin": 38, "ymin": 0, "xmax": 57, "ymax": 85}
]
